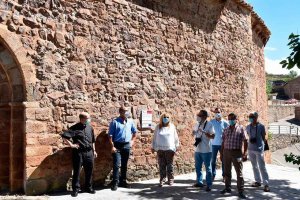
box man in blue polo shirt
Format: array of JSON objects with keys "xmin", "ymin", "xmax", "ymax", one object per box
[
  {"xmin": 108, "ymin": 106, "xmax": 137, "ymax": 191},
  {"xmin": 210, "ymin": 108, "xmax": 228, "ymax": 182}
]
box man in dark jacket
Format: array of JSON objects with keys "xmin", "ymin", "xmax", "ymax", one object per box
[{"xmin": 62, "ymin": 112, "xmax": 97, "ymax": 197}]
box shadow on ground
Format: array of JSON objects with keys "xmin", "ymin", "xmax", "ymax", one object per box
[
  {"xmin": 127, "ymin": 179, "xmax": 300, "ymax": 200},
  {"xmin": 287, "ymin": 118, "xmax": 300, "ymax": 126}
]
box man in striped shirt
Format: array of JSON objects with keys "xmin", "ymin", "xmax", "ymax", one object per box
[{"xmin": 220, "ymin": 113, "xmax": 248, "ymax": 199}]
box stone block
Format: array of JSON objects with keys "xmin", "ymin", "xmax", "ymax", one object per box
[
  {"xmin": 26, "ymin": 146, "xmax": 52, "ymax": 157},
  {"xmin": 66, "ymin": 116, "xmax": 77, "ymax": 123},
  {"xmin": 54, "ymin": 31, "xmax": 66, "ymax": 47},
  {"xmin": 68, "ymin": 75, "xmax": 85, "ymax": 90},
  {"xmin": 26, "ymin": 155, "xmax": 48, "ymax": 168},
  {"xmin": 47, "ymin": 91, "xmax": 65, "ymax": 100},
  {"xmin": 134, "ymin": 156, "xmax": 147, "ymax": 166},
  {"xmin": 26, "ymin": 121, "xmax": 47, "ymax": 133},
  {"xmin": 25, "ymin": 178, "xmax": 48, "ymax": 195},
  {"xmin": 36, "ymin": 108, "xmax": 51, "ymax": 121}
]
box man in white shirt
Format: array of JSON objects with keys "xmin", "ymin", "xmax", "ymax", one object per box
[
  {"xmin": 192, "ymin": 110, "xmax": 215, "ymax": 192},
  {"xmin": 210, "ymin": 108, "xmax": 228, "ymax": 181}
]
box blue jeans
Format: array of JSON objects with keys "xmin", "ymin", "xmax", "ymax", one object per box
[
  {"xmin": 112, "ymin": 142, "xmax": 131, "ymax": 184},
  {"xmin": 211, "ymin": 145, "xmax": 224, "ymax": 177},
  {"xmin": 194, "ymin": 152, "xmax": 213, "ymax": 187}
]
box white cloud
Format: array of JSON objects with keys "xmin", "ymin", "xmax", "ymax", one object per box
[
  {"xmin": 265, "ymin": 57, "xmax": 300, "ymax": 75},
  {"xmin": 264, "ymin": 47, "xmax": 277, "ymax": 51}
]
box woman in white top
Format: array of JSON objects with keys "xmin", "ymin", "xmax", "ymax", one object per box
[{"xmin": 152, "ymin": 113, "xmax": 180, "ymax": 187}]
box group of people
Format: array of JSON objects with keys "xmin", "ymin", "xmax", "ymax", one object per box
[{"xmin": 62, "ymin": 106, "xmax": 270, "ymax": 199}]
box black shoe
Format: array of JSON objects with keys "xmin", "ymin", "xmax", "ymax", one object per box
[
  {"xmin": 111, "ymin": 183, "xmax": 118, "ymax": 191},
  {"xmin": 193, "ymin": 183, "xmax": 205, "ymax": 188},
  {"xmin": 71, "ymin": 190, "xmax": 78, "ymax": 197},
  {"xmin": 206, "ymin": 186, "xmax": 211, "ymax": 192},
  {"xmin": 251, "ymin": 182, "xmax": 261, "ymax": 187},
  {"xmin": 220, "ymin": 188, "xmax": 232, "ymax": 194},
  {"xmin": 239, "ymin": 192, "xmax": 247, "ymax": 199},
  {"xmin": 119, "ymin": 181, "xmax": 130, "ymax": 188},
  {"xmin": 85, "ymin": 188, "xmax": 96, "ymax": 194}
]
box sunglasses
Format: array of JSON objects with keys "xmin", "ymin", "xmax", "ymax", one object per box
[{"xmin": 163, "ymin": 116, "xmax": 169, "ymax": 118}]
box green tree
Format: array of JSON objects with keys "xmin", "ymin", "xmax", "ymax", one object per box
[
  {"xmin": 280, "ymin": 33, "xmax": 300, "ymax": 70},
  {"xmin": 288, "ymin": 70, "xmax": 298, "ymax": 79},
  {"xmin": 280, "ymin": 33, "xmax": 300, "ymax": 170},
  {"xmin": 266, "ymin": 80, "xmax": 272, "ymax": 95},
  {"xmin": 284, "ymin": 153, "xmax": 300, "ymax": 170}
]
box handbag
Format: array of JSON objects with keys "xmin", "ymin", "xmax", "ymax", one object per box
[
  {"xmin": 258, "ymin": 125, "xmax": 269, "ymax": 151},
  {"xmin": 264, "ymin": 140, "xmax": 269, "ymax": 151}
]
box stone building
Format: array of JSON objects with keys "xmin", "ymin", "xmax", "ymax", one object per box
[
  {"xmin": 284, "ymin": 76, "xmax": 300, "ymax": 100},
  {"xmin": 0, "ymin": 0, "xmax": 270, "ymax": 195}
]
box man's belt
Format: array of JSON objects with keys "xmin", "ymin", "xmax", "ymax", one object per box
[
  {"xmin": 114, "ymin": 141, "xmax": 130, "ymax": 145},
  {"xmin": 77, "ymin": 147, "xmax": 93, "ymax": 152}
]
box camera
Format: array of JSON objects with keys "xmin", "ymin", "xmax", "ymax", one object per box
[
  {"xmin": 194, "ymin": 138, "xmax": 202, "ymax": 147},
  {"xmin": 250, "ymin": 138, "xmax": 257, "ymax": 144}
]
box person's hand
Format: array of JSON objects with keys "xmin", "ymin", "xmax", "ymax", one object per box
[
  {"xmin": 205, "ymin": 132, "xmax": 210, "ymax": 137},
  {"xmin": 111, "ymin": 147, "xmax": 117, "ymax": 153},
  {"xmin": 151, "ymin": 148, "xmax": 155, "ymax": 154},
  {"xmin": 94, "ymin": 151, "xmax": 98, "ymax": 158},
  {"xmin": 71, "ymin": 143, "xmax": 79, "ymax": 149}
]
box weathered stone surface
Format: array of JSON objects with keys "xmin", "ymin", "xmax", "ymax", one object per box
[
  {"xmin": 26, "ymin": 121, "xmax": 47, "ymax": 133},
  {"xmin": 68, "ymin": 75, "xmax": 84, "ymax": 90},
  {"xmin": 47, "ymin": 91, "xmax": 65, "ymax": 100},
  {"xmin": 54, "ymin": 31, "xmax": 66, "ymax": 47},
  {"xmin": 0, "ymin": 0, "xmax": 270, "ymax": 194}
]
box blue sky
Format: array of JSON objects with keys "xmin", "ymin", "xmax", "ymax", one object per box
[{"xmin": 246, "ymin": 0, "xmax": 300, "ymax": 75}]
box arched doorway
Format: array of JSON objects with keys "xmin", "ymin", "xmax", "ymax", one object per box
[{"xmin": 0, "ymin": 42, "xmax": 25, "ymax": 193}]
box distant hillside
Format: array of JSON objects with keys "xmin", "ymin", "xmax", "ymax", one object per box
[{"xmin": 267, "ymin": 74, "xmax": 296, "ymax": 82}]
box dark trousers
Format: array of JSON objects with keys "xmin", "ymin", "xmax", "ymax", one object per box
[
  {"xmin": 112, "ymin": 142, "xmax": 131, "ymax": 184},
  {"xmin": 157, "ymin": 150, "xmax": 175, "ymax": 181},
  {"xmin": 212, "ymin": 145, "xmax": 224, "ymax": 177},
  {"xmin": 72, "ymin": 149, "xmax": 94, "ymax": 191},
  {"xmin": 223, "ymin": 149, "xmax": 244, "ymax": 192}
]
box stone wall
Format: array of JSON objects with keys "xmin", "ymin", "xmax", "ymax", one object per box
[
  {"xmin": 269, "ymin": 134, "xmax": 300, "ymax": 152},
  {"xmin": 284, "ymin": 77, "xmax": 300, "ymax": 100},
  {"xmin": 0, "ymin": 0, "xmax": 269, "ymax": 194},
  {"xmin": 268, "ymin": 105, "xmax": 295, "ymax": 123},
  {"xmin": 295, "ymin": 106, "xmax": 300, "ymax": 120}
]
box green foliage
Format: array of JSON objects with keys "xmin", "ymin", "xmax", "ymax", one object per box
[
  {"xmin": 266, "ymin": 80, "xmax": 272, "ymax": 95},
  {"xmin": 284, "ymin": 153, "xmax": 300, "ymax": 170},
  {"xmin": 288, "ymin": 70, "xmax": 298, "ymax": 78},
  {"xmin": 266, "ymin": 73, "xmax": 295, "ymax": 83},
  {"xmin": 267, "ymin": 131, "xmax": 273, "ymax": 140},
  {"xmin": 280, "ymin": 33, "xmax": 300, "ymax": 70},
  {"xmin": 281, "ymin": 33, "xmax": 300, "ymax": 170}
]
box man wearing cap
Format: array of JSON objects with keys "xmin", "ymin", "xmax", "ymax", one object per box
[
  {"xmin": 192, "ymin": 109, "xmax": 215, "ymax": 192},
  {"xmin": 210, "ymin": 108, "xmax": 228, "ymax": 182},
  {"xmin": 220, "ymin": 113, "xmax": 248, "ymax": 199},
  {"xmin": 108, "ymin": 106, "xmax": 137, "ymax": 191},
  {"xmin": 62, "ymin": 112, "xmax": 97, "ymax": 197},
  {"xmin": 246, "ymin": 112, "xmax": 270, "ymax": 192}
]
